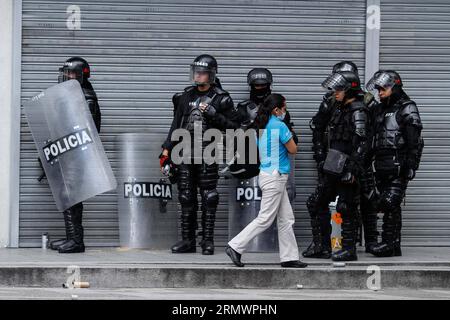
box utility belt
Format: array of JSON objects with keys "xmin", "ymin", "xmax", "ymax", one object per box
[
  {"xmin": 329, "ymin": 131, "xmax": 352, "ymax": 143},
  {"xmin": 373, "ymin": 150, "xmax": 407, "ymax": 175}
]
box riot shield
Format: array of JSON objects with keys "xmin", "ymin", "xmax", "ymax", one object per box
[
  {"xmin": 228, "ymin": 176, "xmax": 278, "ymax": 252},
  {"xmin": 116, "ymin": 133, "xmax": 178, "ymax": 249},
  {"xmin": 228, "ymin": 154, "xmax": 296, "ymax": 252},
  {"xmin": 23, "ymin": 80, "xmax": 117, "ymax": 212}
]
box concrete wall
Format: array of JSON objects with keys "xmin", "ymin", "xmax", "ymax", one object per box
[{"xmin": 0, "ymin": 0, "xmax": 20, "ymax": 247}]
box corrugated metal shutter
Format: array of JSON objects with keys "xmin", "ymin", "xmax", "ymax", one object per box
[
  {"xmin": 19, "ymin": 0, "xmax": 366, "ymax": 247},
  {"xmin": 379, "ymin": 0, "xmax": 450, "ymax": 246}
]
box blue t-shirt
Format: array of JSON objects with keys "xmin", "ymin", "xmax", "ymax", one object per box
[{"xmin": 257, "ymin": 115, "xmax": 293, "ymax": 174}]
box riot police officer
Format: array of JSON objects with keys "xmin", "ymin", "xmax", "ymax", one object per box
[
  {"xmin": 49, "ymin": 56, "xmax": 101, "ymax": 253},
  {"xmin": 366, "ymin": 70, "xmax": 423, "ymax": 257},
  {"xmin": 160, "ymin": 54, "xmax": 240, "ymax": 255},
  {"xmin": 230, "ymin": 68, "xmax": 298, "ymax": 180},
  {"xmin": 303, "ymin": 61, "xmax": 378, "ymax": 259},
  {"xmin": 305, "ymin": 70, "xmax": 369, "ymax": 261}
]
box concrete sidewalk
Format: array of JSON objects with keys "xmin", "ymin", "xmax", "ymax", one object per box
[
  {"xmin": 1, "ymin": 246, "xmax": 449, "ymax": 267},
  {"xmin": 0, "ymin": 247, "xmax": 449, "ymax": 290}
]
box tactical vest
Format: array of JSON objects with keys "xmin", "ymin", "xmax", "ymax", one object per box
[
  {"xmin": 230, "ymin": 99, "xmax": 261, "ymax": 179},
  {"xmin": 181, "ymin": 89, "xmax": 218, "ymax": 134},
  {"xmin": 328, "ymin": 100, "xmax": 365, "ymax": 155},
  {"xmin": 241, "ymin": 100, "xmax": 259, "ymax": 125},
  {"xmin": 329, "ymin": 101, "xmax": 364, "ymax": 143},
  {"xmin": 373, "ymin": 100, "xmax": 412, "ymax": 151}
]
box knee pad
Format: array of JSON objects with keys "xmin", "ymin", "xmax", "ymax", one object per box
[
  {"xmin": 379, "ymin": 192, "xmax": 401, "ymax": 213},
  {"xmin": 201, "ymin": 189, "xmax": 219, "ymax": 207},
  {"xmin": 179, "ymin": 189, "xmax": 195, "ymax": 206},
  {"xmin": 306, "ymin": 192, "xmax": 319, "ymax": 213}
]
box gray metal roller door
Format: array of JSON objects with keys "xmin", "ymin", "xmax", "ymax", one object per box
[
  {"xmin": 379, "ymin": 0, "xmax": 450, "ymax": 246},
  {"xmin": 19, "ymin": 0, "xmax": 366, "ymax": 247}
]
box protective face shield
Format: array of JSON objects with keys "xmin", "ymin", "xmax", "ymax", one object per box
[
  {"xmin": 190, "ymin": 65, "xmax": 216, "ymax": 86},
  {"xmin": 366, "ymin": 71, "xmax": 402, "ymax": 102},
  {"xmin": 322, "ymin": 72, "xmax": 353, "ymax": 92},
  {"xmin": 322, "ymin": 71, "xmax": 361, "ymax": 102},
  {"xmin": 58, "ymin": 66, "xmax": 83, "ymax": 84},
  {"xmin": 366, "ymin": 71, "xmax": 401, "ymax": 91}
]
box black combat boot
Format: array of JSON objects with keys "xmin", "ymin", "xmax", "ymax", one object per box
[
  {"xmin": 371, "ymin": 210, "xmax": 401, "ymax": 257},
  {"xmin": 319, "ymin": 212, "xmax": 332, "ymax": 257},
  {"xmin": 361, "ymin": 201, "xmax": 379, "ymax": 254},
  {"xmin": 171, "ymin": 208, "xmax": 196, "ymax": 253},
  {"xmin": 49, "ymin": 237, "xmax": 68, "ymax": 250},
  {"xmin": 302, "ymin": 214, "xmax": 331, "ymax": 259},
  {"xmin": 58, "ymin": 203, "xmax": 85, "ymax": 254},
  {"xmin": 199, "ymin": 210, "xmax": 215, "ymax": 255},
  {"xmin": 394, "ymin": 212, "xmax": 402, "ymax": 256}
]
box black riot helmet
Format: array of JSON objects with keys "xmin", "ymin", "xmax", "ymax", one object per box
[
  {"xmin": 190, "ymin": 54, "xmax": 218, "ymax": 86},
  {"xmin": 58, "ymin": 56, "xmax": 90, "ymax": 84},
  {"xmin": 248, "ymin": 68, "xmax": 273, "ymax": 101},
  {"xmin": 247, "ymin": 68, "xmax": 273, "ymax": 86},
  {"xmin": 366, "ymin": 70, "xmax": 404, "ymax": 102},
  {"xmin": 366, "ymin": 70, "xmax": 403, "ymax": 92},
  {"xmin": 322, "ymin": 71, "xmax": 362, "ymax": 99},
  {"xmin": 332, "ymin": 61, "xmax": 359, "ymax": 75}
]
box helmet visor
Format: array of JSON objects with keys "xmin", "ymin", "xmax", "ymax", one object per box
[
  {"xmin": 58, "ymin": 67, "xmax": 83, "ymax": 84},
  {"xmin": 366, "ymin": 72, "xmax": 396, "ymax": 92},
  {"xmin": 190, "ymin": 65, "xmax": 216, "ymax": 85},
  {"xmin": 321, "ymin": 73, "xmax": 350, "ymax": 91}
]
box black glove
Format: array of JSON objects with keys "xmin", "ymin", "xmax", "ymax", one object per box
[
  {"xmin": 317, "ymin": 160, "xmax": 325, "ymax": 173},
  {"xmin": 346, "ymin": 159, "xmax": 362, "ymax": 179},
  {"xmin": 159, "ymin": 153, "xmax": 170, "ymax": 169},
  {"xmin": 405, "ymin": 168, "xmax": 416, "ymax": 180},
  {"xmin": 402, "ymin": 159, "xmax": 417, "ymax": 181},
  {"xmin": 202, "ymin": 104, "xmax": 217, "ymax": 118},
  {"xmin": 159, "ymin": 152, "xmax": 179, "ymax": 184},
  {"xmin": 341, "ymin": 172, "xmax": 354, "ymax": 183}
]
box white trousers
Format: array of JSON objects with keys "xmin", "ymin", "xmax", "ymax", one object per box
[{"xmin": 228, "ymin": 171, "xmax": 300, "ymax": 262}]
